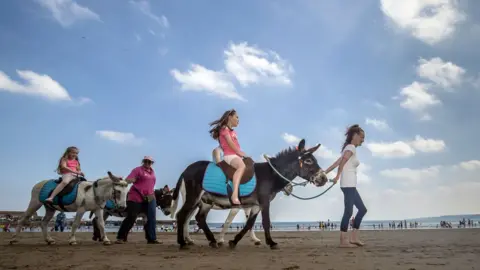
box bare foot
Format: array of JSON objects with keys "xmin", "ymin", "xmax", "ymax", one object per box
[
  {"xmin": 339, "ymin": 242, "xmax": 357, "ymax": 248},
  {"xmin": 231, "ymin": 196, "xmax": 241, "ymax": 205},
  {"xmin": 350, "ymin": 240, "xmax": 365, "ymax": 246}
]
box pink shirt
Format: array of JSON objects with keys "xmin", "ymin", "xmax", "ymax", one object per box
[
  {"xmin": 219, "ymin": 127, "xmax": 241, "ymax": 156},
  {"xmin": 126, "ymin": 166, "xmax": 156, "ymax": 203},
  {"xmin": 60, "ymin": 159, "xmax": 79, "ymax": 174}
]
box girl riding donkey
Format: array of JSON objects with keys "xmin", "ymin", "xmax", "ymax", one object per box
[
  {"xmin": 209, "ymin": 109, "xmax": 248, "ymax": 205},
  {"xmin": 45, "ymin": 146, "xmax": 84, "ymax": 205}
]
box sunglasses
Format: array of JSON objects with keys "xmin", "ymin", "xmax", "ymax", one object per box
[{"xmin": 143, "ymin": 160, "xmax": 154, "ymax": 164}]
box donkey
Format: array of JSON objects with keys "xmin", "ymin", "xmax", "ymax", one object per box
[
  {"xmin": 170, "ymin": 139, "xmax": 328, "ymax": 250},
  {"xmin": 171, "ymin": 178, "xmax": 293, "ymax": 246},
  {"xmin": 90, "ymin": 186, "xmax": 175, "ymax": 242},
  {"xmin": 9, "ymin": 172, "xmax": 128, "ymax": 246}
]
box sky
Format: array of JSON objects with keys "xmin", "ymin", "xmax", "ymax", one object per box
[{"xmin": 0, "ymin": 0, "xmax": 479, "ymax": 223}]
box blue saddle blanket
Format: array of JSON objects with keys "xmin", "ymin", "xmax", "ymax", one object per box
[
  {"xmin": 39, "ymin": 179, "xmax": 81, "ymax": 206},
  {"xmin": 202, "ymin": 162, "xmax": 256, "ymax": 197},
  {"xmin": 105, "ymin": 199, "xmax": 116, "ymax": 210}
]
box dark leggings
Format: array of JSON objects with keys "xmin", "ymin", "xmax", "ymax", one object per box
[{"xmin": 340, "ymin": 187, "xmax": 367, "ymax": 232}]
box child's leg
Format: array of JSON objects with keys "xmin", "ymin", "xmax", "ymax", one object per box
[
  {"xmin": 46, "ymin": 174, "xmax": 75, "ymax": 201},
  {"xmin": 229, "ymin": 157, "xmax": 246, "ymax": 205},
  {"xmin": 212, "ymin": 147, "xmax": 222, "ymax": 163}
]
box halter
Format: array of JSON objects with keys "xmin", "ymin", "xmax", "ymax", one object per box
[
  {"xmin": 263, "ymin": 154, "xmax": 336, "ymax": 200},
  {"xmin": 92, "ymin": 178, "xmax": 125, "ymax": 209}
]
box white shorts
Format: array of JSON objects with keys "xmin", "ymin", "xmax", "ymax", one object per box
[{"xmin": 223, "ymin": 154, "xmax": 241, "ymax": 165}]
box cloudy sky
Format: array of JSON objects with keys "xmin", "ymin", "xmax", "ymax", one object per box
[{"xmin": 0, "ymin": 0, "xmax": 479, "ymax": 223}]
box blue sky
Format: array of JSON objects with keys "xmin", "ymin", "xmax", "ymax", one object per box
[{"xmin": 0, "ymin": 0, "xmax": 479, "ymax": 222}]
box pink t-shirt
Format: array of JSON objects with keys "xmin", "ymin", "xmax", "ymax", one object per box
[
  {"xmin": 60, "ymin": 159, "xmax": 79, "ymax": 174},
  {"xmin": 126, "ymin": 166, "xmax": 156, "ymax": 203},
  {"xmin": 219, "ymin": 127, "xmax": 241, "ymax": 156}
]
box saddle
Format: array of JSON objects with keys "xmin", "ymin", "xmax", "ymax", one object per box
[
  {"xmin": 47, "ymin": 176, "xmax": 87, "ymax": 210},
  {"xmin": 54, "ymin": 176, "xmax": 87, "ymax": 196},
  {"xmin": 216, "ymin": 157, "xmax": 255, "ymax": 184}
]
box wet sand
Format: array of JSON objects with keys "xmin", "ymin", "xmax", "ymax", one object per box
[{"xmin": 1, "ymin": 229, "xmax": 479, "ymax": 269}]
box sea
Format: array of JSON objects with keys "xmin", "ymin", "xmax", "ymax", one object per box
[{"xmin": 7, "ymin": 215, "xmax": 478, "ymax": 233}]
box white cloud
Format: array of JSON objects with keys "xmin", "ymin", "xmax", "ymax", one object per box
[
  {"xmin": 96, "ymin": 130, "xmax": 144, "ymax": 145},
  {"xmin": 365, "ymin": 118, "xmax": 390, "ymax": 131},
  {"xmin": 373, "ymin": 101, "xmax": 386, "ymax": 110},
  {"xmin": 357, "ymin": 163, "xmax": 371, "ymax": 184},
  {"xmin": 398, "ymin": 81, "xmax": 441, "ymax": 120},
  {"xmin": 35, "ymin": 0, "xmax": 101, "ymax": 27},
  {"xmin": 379, "ymin": 166, "xmax": 442, "ymax": 184},
  {"xmin": 366, "ymin": 135, "xmax": 446, "ymax": 158},
  {"xmin": 366, "ymin": 140, "xmax": 416, "ymax": 158},
  {"xmin": 224, "ymin": 42, "xmax": 293, "ymax": 87},
  {"xmin": 416, "ymin": 57, "xmax": 466, "ymax": 90},
  {"xmin": 281, "ymin": 133, "xmax": 301, "ymax": 144},
  {"xmin": 409, "ymin": 135, "xmax": 446, "ymax": 153},
  {"xmin": 453, "ymin": 160, "xmax": 480, "ymax": 171},
  {"xmin": 0, "ymin": 69, "xmax": 90, "ymax": 104},
  {"xmin": 380, "ymin": 0, "xmax": 465, "ymax": 45},
  {"xmin": 129, "ymin": 0, "xmax": 169, "ymax": 28},
  {"xmin": 315, "ymin": 145, "xmax": 336, "ymax": 161},
  {"xmin": 170, "ymin": 64, "xmax": 245, "ymax": 101}
]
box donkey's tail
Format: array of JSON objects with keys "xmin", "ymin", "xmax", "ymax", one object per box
[{"xmin": 169, "ymin": 173, "xmax": 185, "ymax": 219}]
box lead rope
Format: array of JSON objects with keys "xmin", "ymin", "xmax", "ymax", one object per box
[{"xmin": 263, "ymin": 154, "xmax": 336, "ymax": 200}]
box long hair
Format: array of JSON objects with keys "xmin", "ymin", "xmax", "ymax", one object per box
[
  {"xmin": 56, "ymin": 146, "xmax": 80, "ymax": 174},
  {"xmin": 209, "ymin": 109, "xmax": 236, "ymax": 140},
  {"xmin": 341, "ymin": 124, "xmax": 363, "ymax": 152}
]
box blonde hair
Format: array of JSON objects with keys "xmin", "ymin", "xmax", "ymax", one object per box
[{"xmin": 56, "ymin": 146, "xmax": 80, "ymax": 174}]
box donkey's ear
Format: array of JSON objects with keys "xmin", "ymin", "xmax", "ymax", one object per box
[
  {"xmin": 298, "ymin": 139, "xmax": 306, "ymax": 152},
  {"xmin": 306, "ymin": 143, "xmax": 321, "ymax": 153}
]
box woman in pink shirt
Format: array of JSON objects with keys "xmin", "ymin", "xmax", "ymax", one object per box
[
  {"xmin": 116, "ymin": 156, "xmax": 160, "ymax": 244},
  {"xmin": 45, "ymin": 146, "xmax": 84, "ymax": 204},
  {"xmin": 209, "ymin": 109, "xmax": 247, "ymax": 205}
]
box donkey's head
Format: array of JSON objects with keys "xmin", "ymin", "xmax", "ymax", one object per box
[
  {"xmin": 272, "ymin": 139, "xmax": 329, "ymax": 187},
  {"xmin": 106, "ymin": 171, "xmax": 129, "ymax": 209},
  {"xmin": 154, "ymin": 185, "xmax": 175, "ymax": 216}
]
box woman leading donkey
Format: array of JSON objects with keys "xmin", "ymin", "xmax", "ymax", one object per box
[{"xmin": 171, "ymin": 136, "xmax": 329, "ymax": 250}]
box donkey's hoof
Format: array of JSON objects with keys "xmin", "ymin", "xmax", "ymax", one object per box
[
  {"xmin": 186, "ymin": 241, "xmax": 195, "ymax": 246},
  {"xmin": 217, "ymin": 241, "xmax": 224, "ymax": 246},
  {"xmin": 254, "ymin": 241, "xmax": 262, "ymax": 246},
  {"xmin": 9, "ymin": 239, "xmax": 18, "ymax": 245},
  {"xmin": 228, "ymin": 240, "xmax": 236, "ymax": 249},
  {"xmin": 69, "ymin": 241, "xmax": 77, "ymax": 246},
  {"xmin": 103, "ymin": 240, "xmax": 112, "ymax": 246},
  {"xmin": 270, "ymin": 243, "xmax": 279, "ymax": 250},
  {"xmin": 209, "ymin": 242, "xmax": 218, "ymax": 249}
]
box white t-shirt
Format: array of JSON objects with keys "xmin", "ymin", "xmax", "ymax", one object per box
[{"xmin": 340, "ymin": 144, "xmax": 360, "ymax": 188}]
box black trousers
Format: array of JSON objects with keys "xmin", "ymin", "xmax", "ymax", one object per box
[{"xmin": 116, "ymin": 200, "xmax": 157, "ymax": 241}]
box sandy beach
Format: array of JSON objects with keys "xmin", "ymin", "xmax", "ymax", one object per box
[{"xmin": 1, "ymin": 229, "xmax": 479, "ymax": 269}]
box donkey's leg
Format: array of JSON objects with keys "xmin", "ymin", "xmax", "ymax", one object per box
[
  {"xmin": 9, "ymin": 197, "xmax": 43, "ymax": 244},
  {"xmin": 93, "ymin": 212, "xmax": 110, "ymax": 241},
  {"xmin": 260, "ymin": 201, "xmax": 277, "ymax": 249},
  {"xmin": 229, "ymin": 205, "xmax": 261, "ymax": 249},
  {"xmin": 218, "ymin": 208, "xmax": 240, "ymax": 245},
  {"xmin": 94, "ymin": 209, "xmax": 111, "ymax": 245},
  {"xmin": 176, "ymin": 200, "xmax": 197, "ymax": 249},
  {"xmin": 244, "ymin": 207, "xmax": 262, "ymax": 245},
  {"xmin": 184, "ymin": 206, "xmax": 198, "ymax": 245},
  {"xmin": 68, "ymin": 210, "xmax": 86, "ymax": 245},
  {"xmin": 195, "ymin": 203, "xmax": 217, "ymax": 248},
  {"xmin": 40, "ymin": 207, "xmax": 56, "ymax": 245}
]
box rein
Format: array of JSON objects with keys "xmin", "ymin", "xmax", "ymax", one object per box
[{"xmin": 263, "ymin": 154, "xmax": 336, "ymax": 200}]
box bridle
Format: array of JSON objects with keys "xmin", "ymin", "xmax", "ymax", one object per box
[
  {"xmin": 263, "ymin": 154, "xmax": 335, "ymax": 200},
  {"xmin": 92, "ymin": 178, "xmax": 126, "ymax": 209}
]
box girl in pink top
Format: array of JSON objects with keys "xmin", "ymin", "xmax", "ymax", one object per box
[
  {"xmin": 45, "ymin": 146, "xmax": 84, "ymax": 203},
  {"xmin": 209, "ymin": 109, "xmax": 247, "ymax": 205}
]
